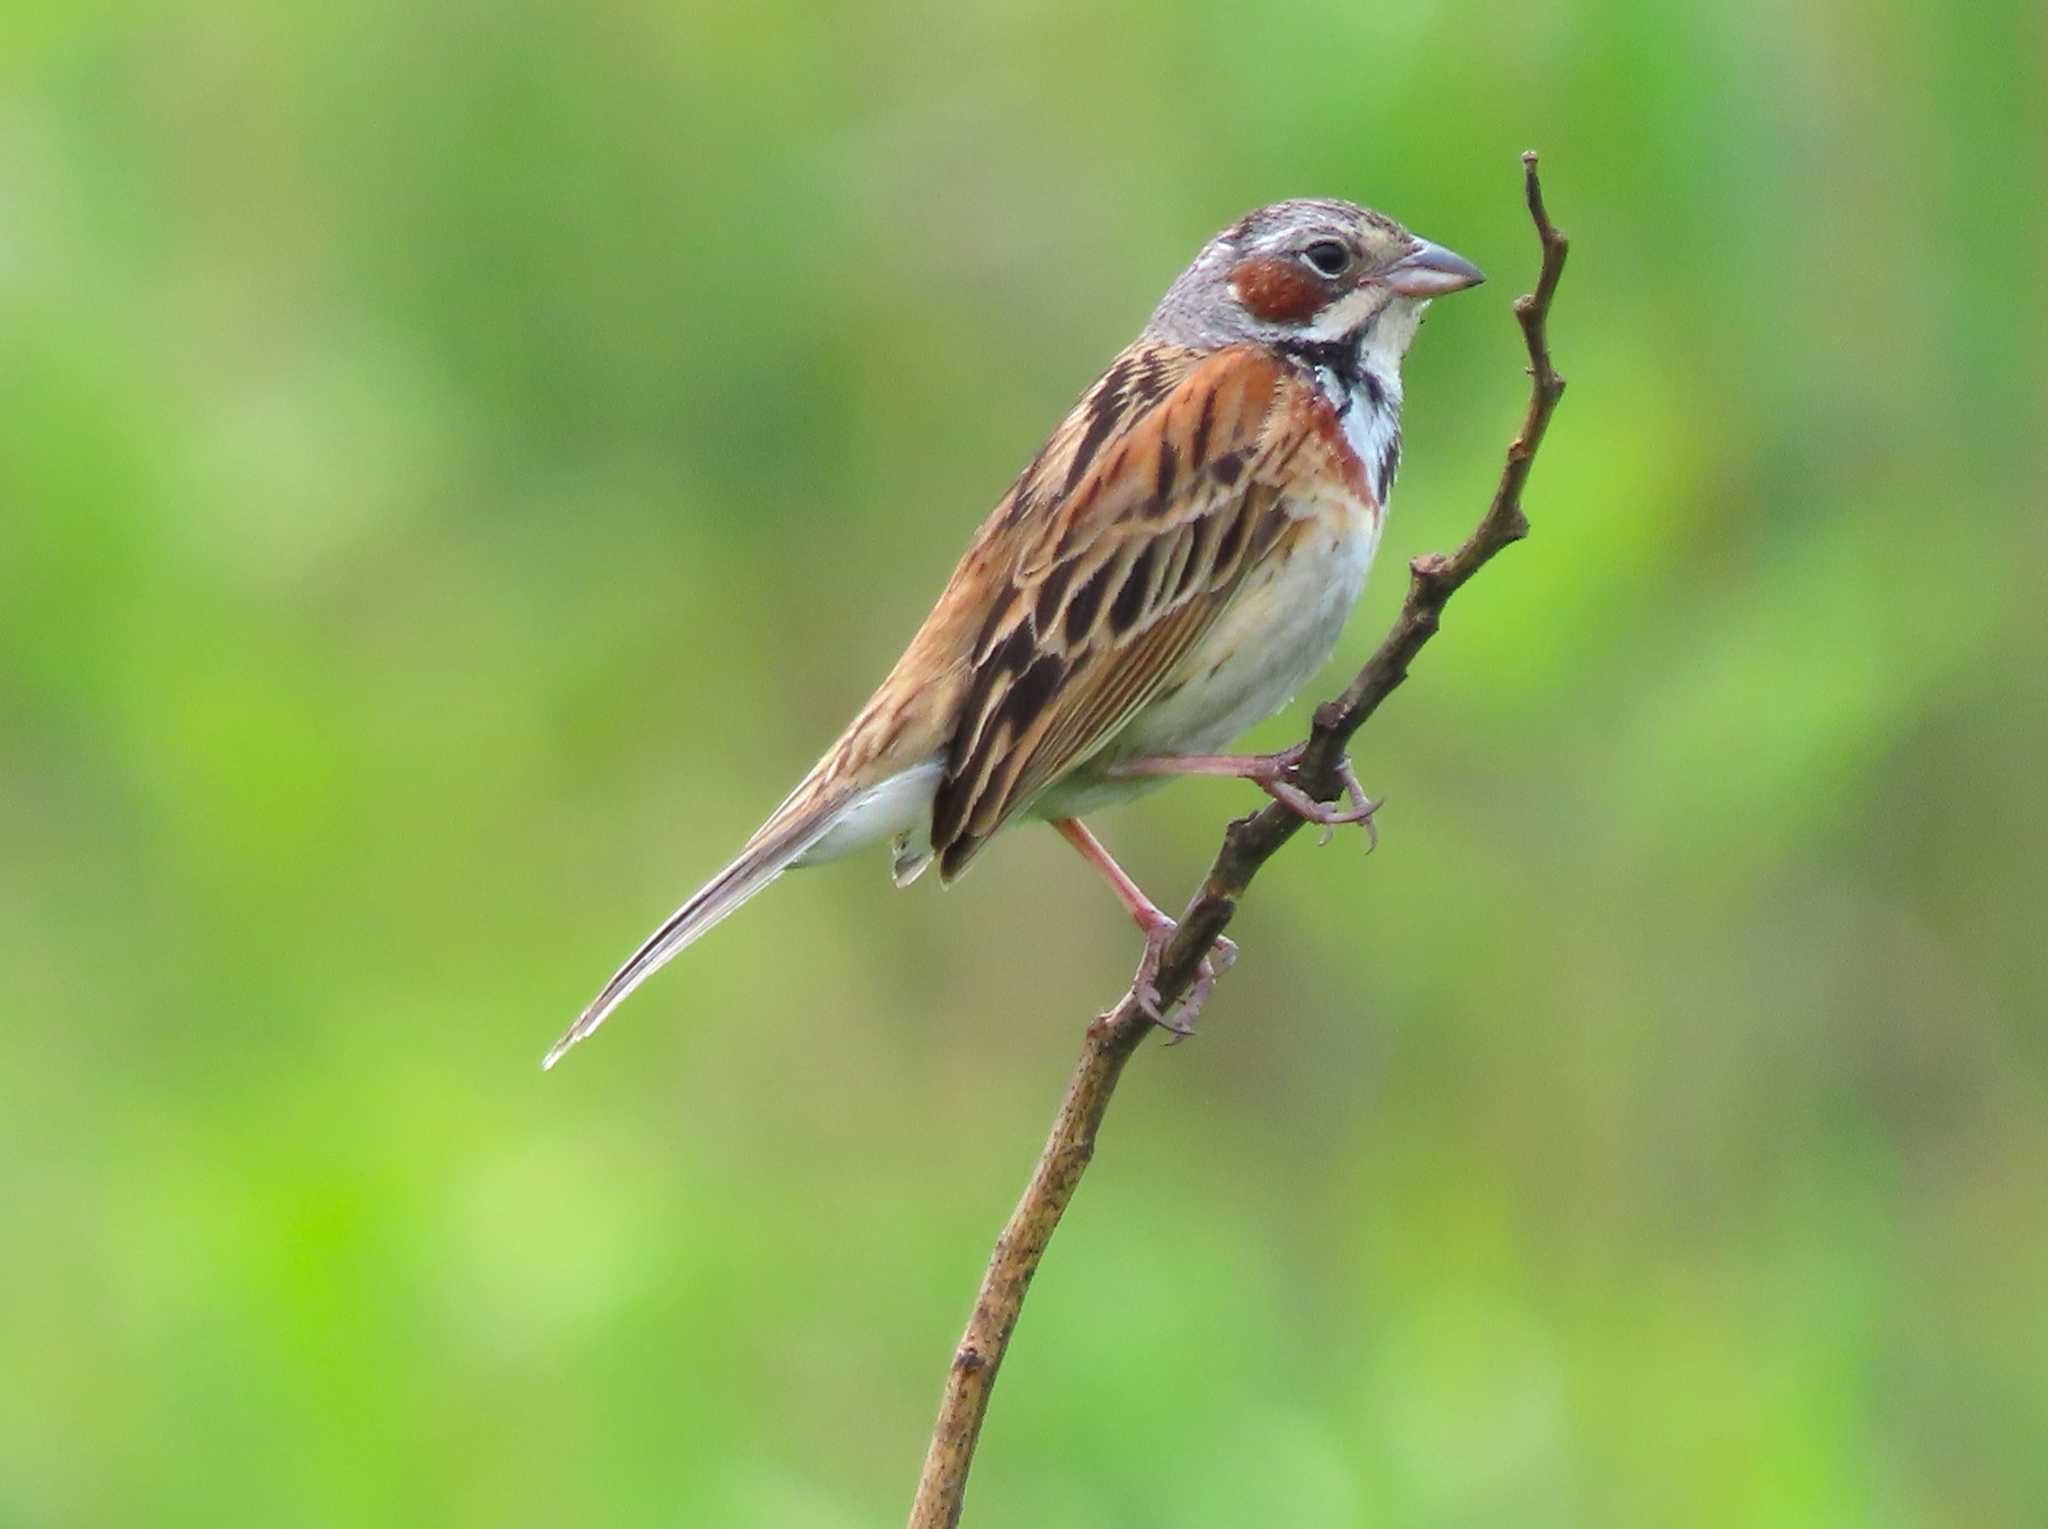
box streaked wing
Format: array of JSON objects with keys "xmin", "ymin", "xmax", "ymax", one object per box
[{"xmin": 928, "ymin": 342, "xmax": 1317, "ymax": 878}]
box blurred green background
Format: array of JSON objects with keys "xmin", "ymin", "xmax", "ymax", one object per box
[{"xmin": 5, "ymin": 0, "xmax": 2044, "ymax": 1524}]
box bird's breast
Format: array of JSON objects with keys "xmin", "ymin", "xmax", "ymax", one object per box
[
  {"xmin": 1022, "ymin": 360, "xmax": 1400, "ymax": 821},
  {"xmin": 1101, "ymin": 482, "xmax": 1384, "ymax": 764}
]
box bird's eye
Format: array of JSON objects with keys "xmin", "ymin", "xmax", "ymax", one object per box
[{"xmin": 1300, "ymin": 240, "xmax": 1351, "ymax": 278}]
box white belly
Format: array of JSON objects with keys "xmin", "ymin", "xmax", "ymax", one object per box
[
  {"xmin": 1031, "ymin": 492, "xmax": 1383, "ymax": 819},
  {"xmin": 1130, "ymin": 508, "xmax": 1381, "ymax": 753}
]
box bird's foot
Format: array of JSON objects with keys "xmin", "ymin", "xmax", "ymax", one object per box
[
  {"xmin": 1130, "ymin": 918, "xmax": 1238, "ymax": 1043},
  {"xmin": 1251, "ymin": 743, "xmax": 1382, "ymax": 850},
  {"xmin": 1111, "ymin": 743, "xmax": 1382, "ymax": 850}
]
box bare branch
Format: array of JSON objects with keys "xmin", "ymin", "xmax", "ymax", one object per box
[{"xmin": 907, "ymin": 153, "xmax": 1570, "ymax": 1529}]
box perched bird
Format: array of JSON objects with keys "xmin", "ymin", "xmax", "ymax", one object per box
[{"xmin": 545, "ymin": 199, "xmax": 1482, "ymax": 1068}]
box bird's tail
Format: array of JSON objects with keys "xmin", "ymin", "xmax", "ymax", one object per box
[{"xmin": 542, "ymin": 775, "xmax": 849, "ymax": 1070}]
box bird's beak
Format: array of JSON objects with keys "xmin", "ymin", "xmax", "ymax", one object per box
[{"xmin": 1381, "ymin": 238, "xmax": 1486, "ymax": 297}]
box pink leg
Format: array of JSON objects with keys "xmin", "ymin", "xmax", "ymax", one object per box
[
  {"xmin": 1053, "ymin": 817, "xmax": 1170, "ymax": 931},
  {"xmin": 1051, "ymin": 818, "xmax": 1235, "ymax": 1036},
  {"xmin": 1108, "ymin": 742, "xmax": 1380, "ymax": 850}
]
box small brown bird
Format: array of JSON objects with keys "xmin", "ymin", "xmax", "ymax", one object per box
[{"xmin": 546, "ymin": 199, "xmax": 1482, "ymax": 1068}]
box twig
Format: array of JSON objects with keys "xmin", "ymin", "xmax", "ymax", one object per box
[{"xmin": 906, "ymin": 152, "xmax": 1570, "ymax": 1529}]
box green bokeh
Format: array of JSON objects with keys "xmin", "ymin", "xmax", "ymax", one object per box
[{"xmin": 5, "ymin": 1, "xmax": 2044, "ymax": 1523}]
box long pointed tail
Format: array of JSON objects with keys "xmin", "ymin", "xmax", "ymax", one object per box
[{"xmin": 542, "ymin": 783, "xmax": 846, "ymax": 1070}]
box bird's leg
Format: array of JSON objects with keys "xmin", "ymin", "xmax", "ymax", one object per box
[
  {"xmin": 1108, "ymin": 743, "xmax": 1381, "ymax": 849},
  {"xmin": 1050, "ymin": 818, "xmax": 1235, "ymax": 1038}
]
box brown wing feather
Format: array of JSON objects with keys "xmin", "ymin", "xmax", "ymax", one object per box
[{"xmin": 929, "ymin": 343, "xmax": 1307, "ymax": 879}]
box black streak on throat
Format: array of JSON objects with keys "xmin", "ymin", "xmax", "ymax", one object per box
[
  {"xmin": 1278, "ymin": 334, "xmax": 1401, "ymax": 504},
  {"xmin": 1277, "ymin": 335, "xmax": 1384, "ymax": 411}
]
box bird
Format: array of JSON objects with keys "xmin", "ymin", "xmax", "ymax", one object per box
[{"xmin": 545, "ymin": 198, "xmax": 1483, "ymax": 1069}]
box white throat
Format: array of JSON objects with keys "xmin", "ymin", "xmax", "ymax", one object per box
[
  {"xmin": 1361, "ymin": 293, "xmax": 1429, "ymax": 359},
  {"xmin": 1284, "ymin": 291, "xmax": 1429, "ymax": 508},
  {"xmin": 1340, "ymin": 369, "xmax": 1403, "ymax": 509},
  {"xmin": 1300, "ymin": 288, "xmax": 1429, "ymax": 349}
]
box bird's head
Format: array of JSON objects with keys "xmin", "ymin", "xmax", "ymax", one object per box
[{"xmin": 1149, "ymin": 198, "xmax": 1484, "ymax": 360}]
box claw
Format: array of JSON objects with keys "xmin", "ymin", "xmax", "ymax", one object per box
[
  {"xmin": 1257, "ymin": 766, "xmax": 1379, "ymax": 850},
  {"xmin": 1331, "ymin": 757, "xmax": 1382, "ymax": 854},
  {"xmin": 1208, "ymin": 934, "xmax": 1240, "ymax": 974},
  {"xmin": 1131, "ymin": 922, "xmax": 1234, "ymax": 1040}
]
